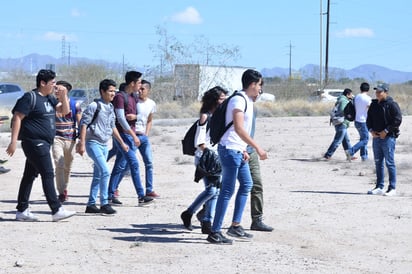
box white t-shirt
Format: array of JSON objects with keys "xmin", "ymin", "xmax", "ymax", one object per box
[
  {"xmin": 135, "ymin": 98, "xmax": 156, "ymax": 134},
  {"xmin": 354, "ymin": 93, "xmax": 371, "ymax": 123},
  {"xmin": 220, "ymin": 91, "xmax": 254, "ymax": 152}
]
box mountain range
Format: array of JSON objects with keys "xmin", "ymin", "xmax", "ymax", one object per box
[{"xmin": 1, "ymin": 53, "xmax": 412, "ymax": 84}]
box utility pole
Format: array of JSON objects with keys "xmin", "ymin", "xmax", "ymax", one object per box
[
  {"xmin": 325, "ymin": 0, "xmax": 331, "ymax": 85},
  {"xmin": 289, "ymin": 41, "xmax": 292, "ymax": 80},
  {"xmin": 319, "ymin": 0, "xmax": 323, "ymax": 90}
]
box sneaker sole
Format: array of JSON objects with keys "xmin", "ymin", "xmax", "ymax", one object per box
[
  {"xmin": 206, "ymin": 238, "xmax": 233, "ymax": 245},
  {"xmin": 52, "ymin": 212, "xmax": 76, "ymax": 222},
  {"xmin": 227, "ymin": 231, "xmax": 253, "ymax": 241}
]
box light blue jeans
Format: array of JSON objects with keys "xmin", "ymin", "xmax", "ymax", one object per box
[
  {"xmin": 211, "ymin": 145, "xmax": 253, "ymax": 233},
  {"xmin": 108, "ymin": 133, "xmax": 145, "ymax": 199},
  {"xmin": 86, "ymin": 140, "xmax": 110, "ymax": 206},
  {"xmin": 187, "ymin": 154, "xmax": 219, "ymax": 222},
  {"xmin": 350, "ymin": 121, "xmax": 369, "ymax": 160},
  {"xmin": 372, "ymin": 136, "xmax": 397, "ymax": 190},
  {"xmin": 137, "ymin": 135, "xmax": 154, "ymax": 193},
  {"xmin": 325, "ymin": 123, "xmax": 351, "ymax": 158}
]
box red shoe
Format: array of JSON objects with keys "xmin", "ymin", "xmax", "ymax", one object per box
[
  {"xmin": 146, "ymin": 191, "xmax": 160, "ymax": 198},
  {"xmin": 58, "ymin": 190, "xmax": 68, "ymax": 202},
  {"xmin": 114, "ymin": 189, "xmax": 120, "ymax": 198}
]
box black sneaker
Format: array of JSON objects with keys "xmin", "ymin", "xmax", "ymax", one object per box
[
  {"xmin": 227, "ymin": 225, "xmax": 253, "ymax": 239},
  {"xmin": 110, "ymin": 197, "xmax": 123, "ymax": 205},
  {"xmin": 201, "ymin": 221, "xmax": 212, "ymax": 234},
  {"xmin": 180, "ymin": 210, "xmax": 193, "ymax": 230},
  {"xmin": 251, "ymin": 219, "xmax": 274, "ymax": 232},
  {"xmin": 138, "ymin": 196, "xmax": 154, "ymax": 205},
  {"xmin": 85, "ymin": 205, "xmax": 100, "ymax": 214},
  {"xmin": 100, "ymin": 204, "xmax": 116, "ymax": 215},
  {"xmin": 207, "ymin": 232, "xmax": 233, "ymax": 245}
]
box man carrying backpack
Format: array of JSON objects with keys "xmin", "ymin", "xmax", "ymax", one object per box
[
  {"xmin": 345, "ymin": 82, "xmax": 371, "ymax": 161},
  {"xmin": 206, "ymin": 69, "xmax": 268, "ymax": 245},
  {"xmin": 323, "ymin": 88, "xmax": 356, "ymax": 161}
]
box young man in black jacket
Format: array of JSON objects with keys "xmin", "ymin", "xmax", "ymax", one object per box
[{"xmin": 366, "ymin": 83, "xmax": 402, "ymax": 196}]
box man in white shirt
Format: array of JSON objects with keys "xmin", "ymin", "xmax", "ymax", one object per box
[{"xmin": 347, "ymin": 82, "xmax": 372, "ymax": 161}]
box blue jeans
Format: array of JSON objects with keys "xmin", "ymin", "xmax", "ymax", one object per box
[
  {"xmin": 212, "ymin": 145, "xmax": 253, "ymax": 233},
  {"xmin": 86, "ymin": 140, "xmax": 110, "ymax": 206},
  {"xmin": 187, "ymin": 154, "xmax": 219, "ymax": 222},
  {"xmin": 372, "ymin": 136, "xmax": 397, "ymax": 190},
  {"xmin": 349, "ymin": 121, "xmax": 369, "ymax": 160},
  {"xmin": 137, "ymin": 135, "xmax": 154, "ymax": 193},
  {"xmin": 325, "ymin": 123, "xmax": 351, "ymax": 158},
  {"xmin": 108, "ymin": 133, "xmax": 145, "ymax": 199}
]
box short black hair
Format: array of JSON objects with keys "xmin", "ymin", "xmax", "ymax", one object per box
[
  {"xmin": 343, "ymin": 88, "xmax": 352, "ymax": 96},
  {"xmin": 99, "ymin": 79, "xmax": 116, "ymax": 95},
  {"xmin": 56, "ymin": 80, "xmax": 72, "ymax": 92},
  {"xmin": 125, "ymin": 71, "xmax": 142, "ymax": 85},
  {"xmin": 241, "ymin": 69, "xmax": 262, "ymax": 90},
  {"xmin": 141, "ymin": 79, "xmax": 151, "ymax": 89},
  {"xmin": 360, "ymin": 82, "xmax": 370, "ymax": 92},
  {"xmin": 36, "ymin": 69, "xmax": 56, "ymax": 88}
]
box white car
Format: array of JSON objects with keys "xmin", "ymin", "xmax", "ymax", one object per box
[
  {"xmin": 0, "ymin": 82, "xmax": 25, "ymax": 111},
  {"xmin": 311, "ymin": 89, "xmax": 343, "ymax": 102}
]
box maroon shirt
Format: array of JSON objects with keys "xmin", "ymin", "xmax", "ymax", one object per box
[{"xmin": 112, "ymin": 91, "xmax": 138, "ymax": 133}]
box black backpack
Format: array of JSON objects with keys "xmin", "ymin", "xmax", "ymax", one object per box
[
  {"xmin": 181, "ymin": 116, "xmax": 210, "ymax": 156},
  {"xmin": 209, "ymin": 91, "xmax": 247, "ymax": 146},
  {"xmin": 344, "ymin": 98, "xmax": 356, "ymax": 121}
]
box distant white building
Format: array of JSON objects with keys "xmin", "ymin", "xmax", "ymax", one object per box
[{"xmin": 174, "ymin": 64, "xmax": 252, "ymax": 101}]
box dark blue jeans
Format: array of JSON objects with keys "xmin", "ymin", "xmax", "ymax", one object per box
[
  {"xmin": 372, "ymin": 136, "xmax": 397, "ymax": 190},
  {"xmin": 325, "ymin": 123, "xmax": 351, "ymax": 158},
  {"xmin": 18, "ymin": 139, "xmax": 61, "ymax": 214}
]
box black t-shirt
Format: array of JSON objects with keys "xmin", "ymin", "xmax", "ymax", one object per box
[{"xmin": 12, "ymin": 91, "xmax": 58, "ymax": 144}]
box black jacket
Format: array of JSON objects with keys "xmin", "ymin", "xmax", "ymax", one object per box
[
  {"xmin": 194, "ymin": 148, "xmax": 222, "ymax": 187},
  {"xmin": 366, "ymin": 96, "xmax": 402, "ymax": 138}
]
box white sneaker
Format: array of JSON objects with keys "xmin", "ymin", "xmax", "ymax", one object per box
[
  {"xmin": 367, "ymin": 188, "xmax": 384, "ymax": 195},
  {"xmin": 384, "ymin": 189, "xmax": 396, "ymax": 196},
  {"xmin": 16, "ymin": 208, "xmax": 39, "ymax": 221},
  {"xmin": 52, "ymin": 207, "xmax": 76, "ymax": 222}
]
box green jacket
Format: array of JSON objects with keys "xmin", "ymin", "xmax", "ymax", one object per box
[{"xmin": 336, "ymin": 94, "xmax": 350, "ymax": 127}]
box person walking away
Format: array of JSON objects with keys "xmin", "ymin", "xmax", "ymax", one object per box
[
  {"xmin": 6, "ymin": 69, "xmax": 76, "ymax": 222},
  {"xmin": 180, "ymin": 86, "xmax": 228, "ymax": 234},
  {"xmin": 366, "ymin": 83, "xmax": 402, "ymax": 196},
  {"xmin": 107, "ymin": 71, "xmax": 153, "ymax": 206},
  {"xmin": 207, "ymin": 69, "xmax": 268, "ymax": 245},
  {"xmin": 323, "ymin": 88, "xmax": 356, "ymax": 161},
  {"xmin": 248, "ymin": 106, "xmax": 273, "ymax": 232},
  {"xmin": 77, "ymin": 79, "xmax": 129, "ymax": 215},
  {"xmin": 346, "ymin": 82, "xmax": 371, "ymax": 161},
  {"xmin": 52, "ymin": 80, "xmax": 82, "ymax": 202}
]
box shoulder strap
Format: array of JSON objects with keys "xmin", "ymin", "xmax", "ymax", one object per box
[
  {"xmin": 69, "ymin": 98, "xmax": 77, "ymax": 122},
  {"xmin": 225, "ymin": 92, "xmax": 248, "ymax": 130},
  {"xmin": 121, "ymin": 91, "xmax": 128, "ymax": 111},
  {"xmin": 87, "ymin": 99, "xmax": 102, "ymax": 129},
  {"xmin": 29, "ymin": 90, "xmax": 37, "ymax": 110}
]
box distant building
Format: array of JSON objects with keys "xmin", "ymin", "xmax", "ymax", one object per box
[{"xmin": 174, "ymin": 64, "xmax": 252, "ymax": 101}]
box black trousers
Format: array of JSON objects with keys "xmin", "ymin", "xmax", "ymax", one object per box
[{"xmin": 17, "ymin": 139, "xmax": 60, "ymax": 214}]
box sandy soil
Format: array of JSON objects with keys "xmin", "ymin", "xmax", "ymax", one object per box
[{"xmin": 0, "ymin": 116, "xmax": 411, "ymax": 274}]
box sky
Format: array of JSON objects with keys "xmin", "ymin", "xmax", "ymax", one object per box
[{"xmin": 1, "ymin": 0, "xmax": 412, "ymax": 72}]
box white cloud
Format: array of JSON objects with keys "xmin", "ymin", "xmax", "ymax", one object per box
[
  {"xmin": 336, "ymin": 28, "xmax": 374, "ymax": 38},
  {"xmin": 41, "ymin": 32, "xmax": 78, "ymax": 42},
  {"xmin": 170, "ymin": 7, "xmax": 202, "ymax": 24},
  {"xmin": 71, "ymin": 8, "xmax": 82, "ymax": 17}
]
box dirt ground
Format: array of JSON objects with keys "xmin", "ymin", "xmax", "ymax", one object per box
[{"xmin": 0, "ymin": 116, "xmax": 411, "ymax": 274}]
